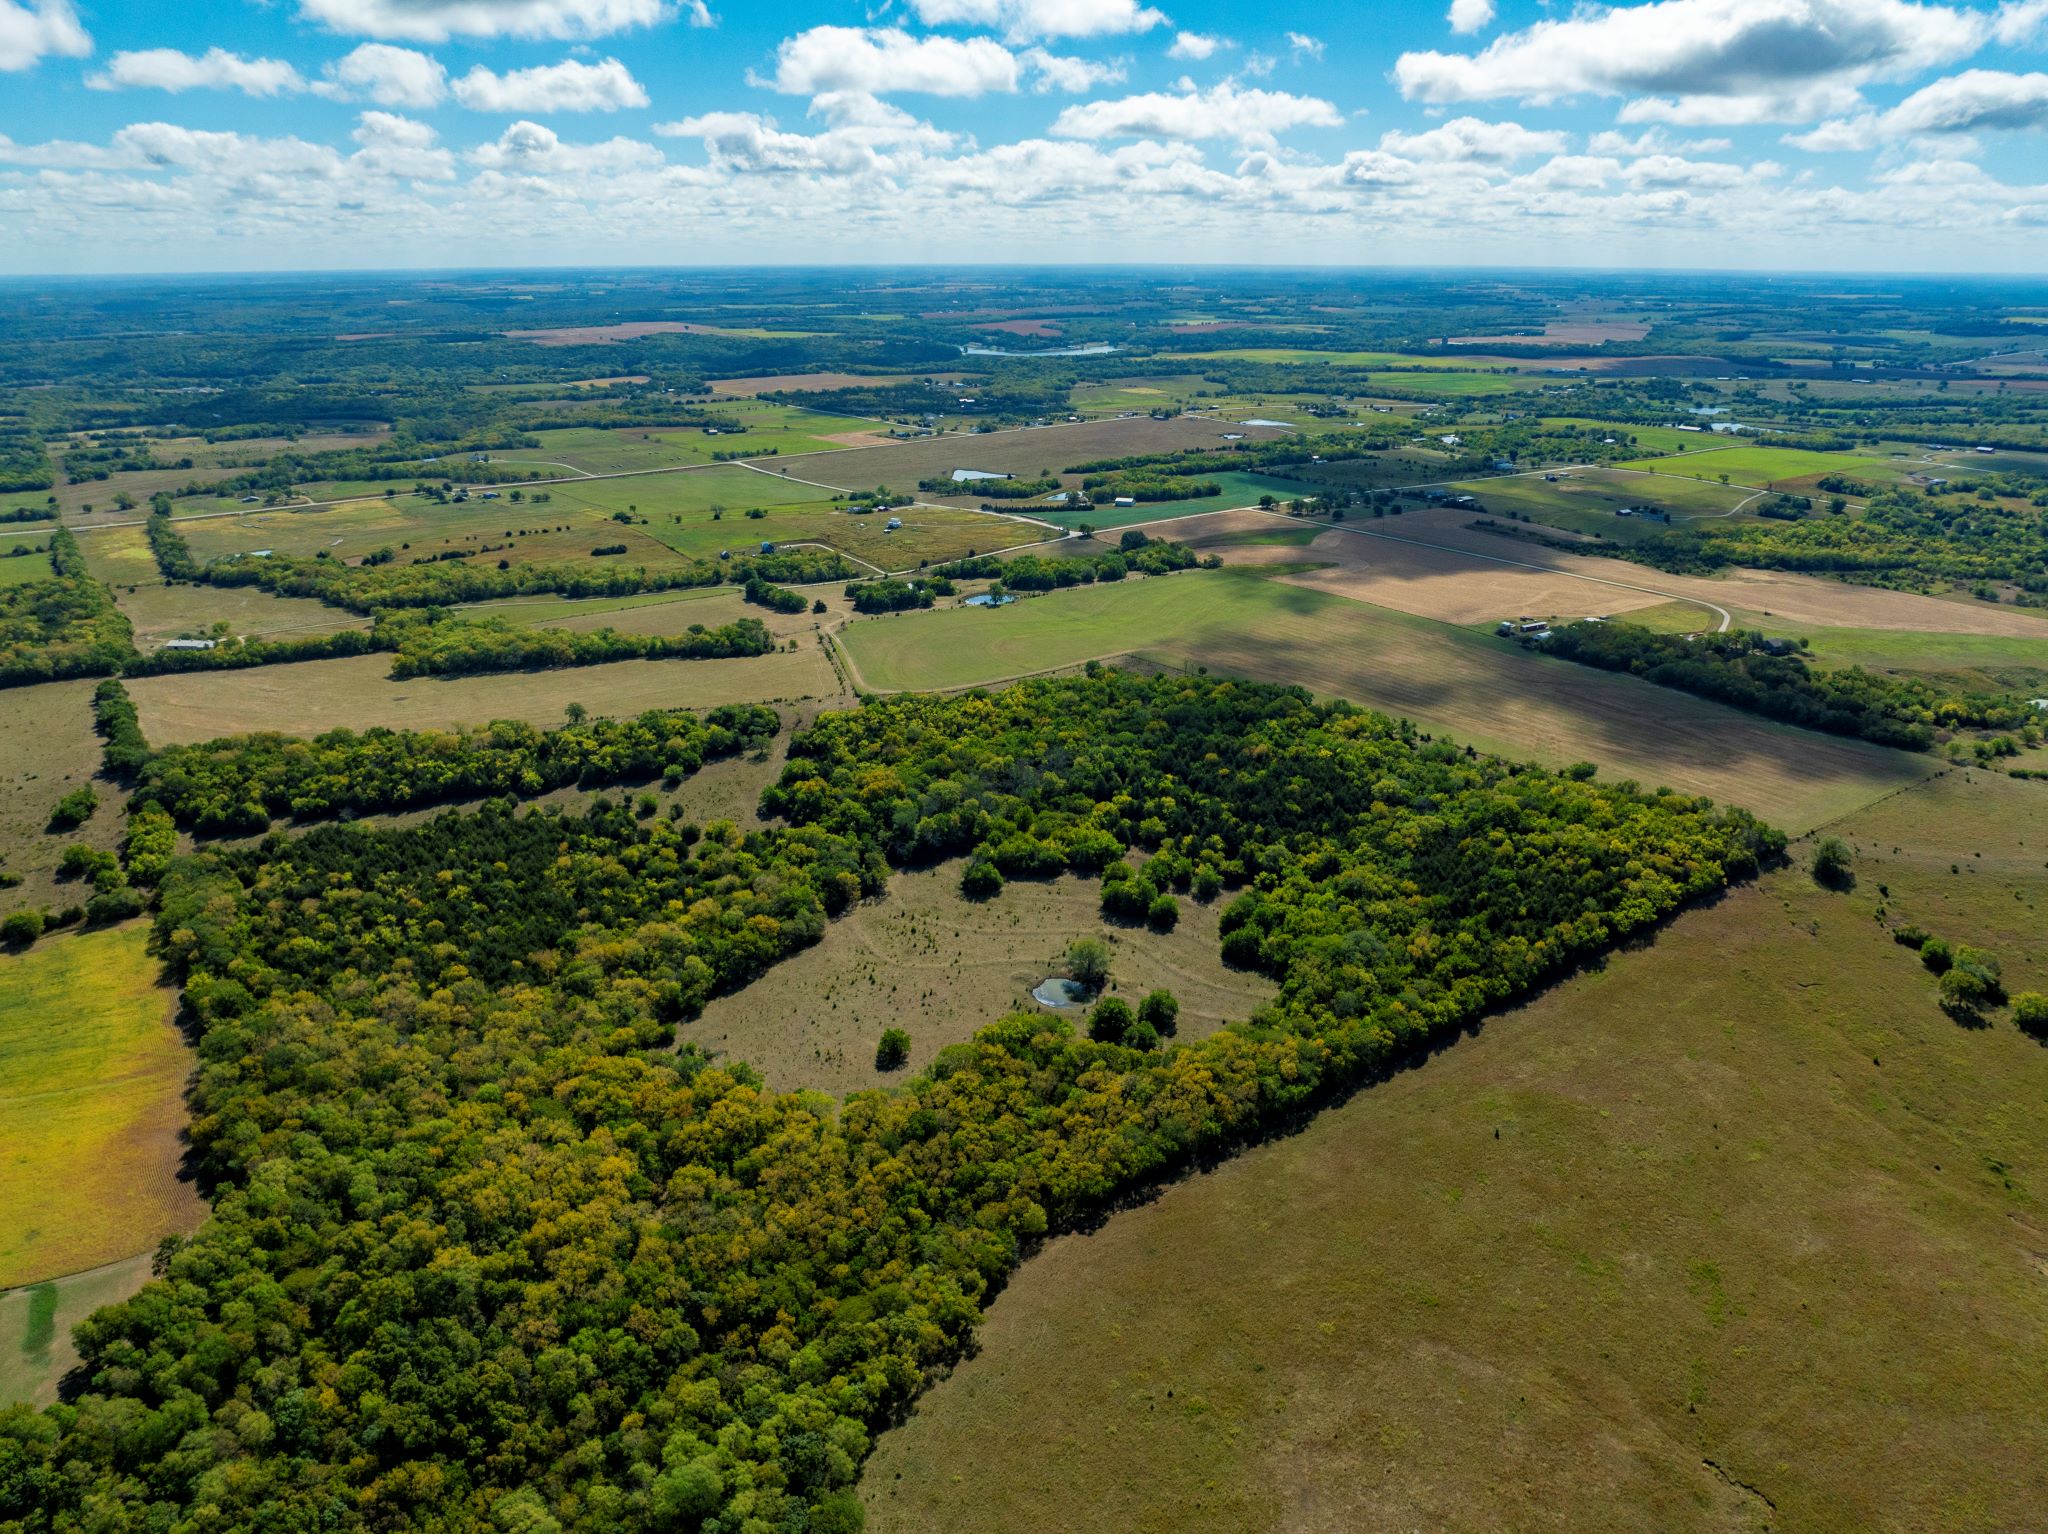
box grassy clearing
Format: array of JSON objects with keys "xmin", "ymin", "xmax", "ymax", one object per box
[
  {"xmin": 177, "ymin": 494, "xmax": 671, "ymax": 568},
  {"xmin": 1039, "ymin": 472, "xmax": 1323, "ymax": 532},
  {"xmin": 0, "ymin": 923, "xmax": 200, "ymax": 1291},
  {"xmin": 0, "ymin": 546, "xmax": 53, "ymax": 586},
  {"xmin": 690, "ymin": 864, "xmax": 1275, "ymax": 1097},
  {"xmin": 840, "ymin": 569, "xmax": 1930, "ymax": 832},
  {"xmin": 1363, "ymin": 370, "xmax": 1530, "ymax": 397},
  {"xmin": 0, "ymin": 1252, "xmax": 157, "ymax": 1409},
  {"xmin": 864, "ymin": 772, "xmax": 2048, "ymax": 1534},
  {"xmin": 126, "ymin": 646, "xmax": 841, "ymax": 744},
  {"xmin": 0, "ymin": 681, "xmax": 121, "ymax": 922},
  {"xmin": 1448, "ymin": 470, "xmax": 1754, "ymax": 539},
  {"xmin": 1617, "ymin": 445, "xmax": 1893, "ymax": 485},
  {"xmin": 504, "ymin": 406, "xmax": 887, "ymax": 475}
]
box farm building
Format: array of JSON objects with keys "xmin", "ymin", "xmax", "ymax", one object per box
[{"xmin": 160, "ymin": 638, "xmax": 218, "ymax": 651}]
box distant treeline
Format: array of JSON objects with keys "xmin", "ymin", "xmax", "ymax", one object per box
[
  {"xmin": 1539, "ymin": 621, "xmax": 2039, "ymax": 751},
  {"xmin": 0, "ymin": 527, "xmax": 135, "ymax": 688},
  {"xmin": 934, "ymin": 536, "xmax": 1207, "ymax": 591},
  {"xmin": 135, "ymin": 704, "xmax": 780, "ymax": 833},
  {"xmin": 388, "ymin": 615, "xmax": 776, "ymax": 677}
]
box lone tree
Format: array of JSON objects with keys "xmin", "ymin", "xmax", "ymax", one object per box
[
  {"xmin": 1811, "ymin": 836, "xmax": 1853, "ymax": 889},
  {"xmin": 874, "ymin": 1028, "xmax": 911, "ymax": 1071},
  {"xmin": 1065, "ymin": 937, "xmax": 1112, "ymax": 996},
  {"xmin": 564, "ymin": 702, "xmax": 589, "ymax": 726}
]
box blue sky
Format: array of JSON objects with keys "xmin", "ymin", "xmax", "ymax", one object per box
[{"xmin": 0, "ymin": 0, "xmax": 2045, "ymax": 273}]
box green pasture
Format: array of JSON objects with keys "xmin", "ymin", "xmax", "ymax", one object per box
[
  {"xmin": 0, "ymin": 544, "xmax": 52, "ymax": 586},
  {"xmin": 1617, "ymin": 445, "xmax": 1895, "ymax": 485},
  {"xmin": 1041, "ymin": 472, "xmax": 1323, "ymax": 532}
]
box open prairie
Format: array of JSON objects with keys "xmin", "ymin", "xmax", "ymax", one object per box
[
  {"xmin": 0, "ymin": 681, "xmax": 122, "ymax": 920},
  {"xmin": 741, "ymin": 413, "xmax": 1289, "ymax": 488},
  {"xmin": 1274, "ymin": 508, "xmax": 2048, "ymax": 637},
  {"xmin": 838, "ymin": 569, "xmax": 1933, "ymax": 832},
  {"xmin": 126, "ymin": 646, "xmax": 841, "ymax": 744},
  {"xmin": 0, "ymin": 923, "xmax": 201, "ymax": 1292},
  {"xmin": 863, "ymin": 772, "xmax": 2048, "ymax": 1534},
  {"xmin": 688, "ymin": 865, "xmax": 1275, "ymax": 1097}
]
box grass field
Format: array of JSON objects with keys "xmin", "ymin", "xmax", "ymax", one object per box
[
  {"xmin": 178, "ymin": 494, "xmax": 687, "ymax": 569},
  {"xmin": 745, "ymin": 414, "xmax": 1274, "ymax": 490},
  {"xmin": 126, "ymin": 646, "xmax": 842, "ymax": 744},
  {"xmin": 0, "ymin": 1252, "xmax": 157, "ymax": 1409},
  {"xmin": 863, "ymin": 770, "xmax": 2048, "ymax": 1534},
  {"xmin": 1617, "ymin": 445, "xmax": 1895, "ymax": 486},
  {"xmin": 1038, "ymin": 472, "xmax": 1324, "ymax": 532},
  {"xmin": 0, "ymin": 681, "xmax": 121, "ymax": 922},
  {"xmin": 0, "ymin": 923, "xmax": 201, "ymax": 1291},
  {"xmin": 838, "ymin": 569, "xmax": 1931, "ymax": 831},
  {"xmin": 498, "ymin": 404, "xmax": 887, "ymax": 475},
  {"xmin": 0, "ymin": 545, "xmax": 52, "ymax": 586},
  {"xmin": 689, "ymin": 864, "xmax": 1275, "ymax": 1097},
  {"xmin": 1444, "ymin": 469, "xmax": 1756, "ymax": 540}
]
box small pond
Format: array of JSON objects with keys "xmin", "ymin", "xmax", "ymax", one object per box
[
  {"xmin": 965, "ymin": 593, "xmax": 1016, "ymax": 608},
  {"xmin": 1031, "ymin": 977, "xmax": 1089, "ymax": 1008}
]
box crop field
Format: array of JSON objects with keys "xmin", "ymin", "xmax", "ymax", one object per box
[
  {"xmin": 126, "ymin": 646, "xmax": 841, "ymax": 744},
  {"xmin": 1320, "ymin": 508, "xmax": 2048, "ymax": 638},
  {"xmin": 1069, "ymin": 376, "xmax": 1214, "ymax": 414},
  {"xmin": 1796, "ymin": 625, "xmax": 2048, "ymax": 693},
  {"xmin": 1536, "ymin": 419, "xmax": 1723, "ymax": 454},
  {"xmin": 839, "ymin": 568, "xmax": 1932, "ymax": 831},
  {"xmin": 1616, "ymin": 445, "xmax": 1896, "ymax": 485},
  {"xmin": 743, "ymin": 413, "xmax": 1285, "ymax": 489},
  {"xmin": 0, "ymin": 922, "xmax": 202, "ymax": 1292},
  {"xmin": 689, "ymin": 864, "xmax": 1275, "ymax": 1097},
  {"xmin": 0, "ymin": 681, "xmax": 121, "ymax": 921},
  {"xmin": 1037, "ymin": 472, "xmax": 1324, "ymax": 532},
  {"xmin": 862, "ymin": 773, "xmax": 2048, "ymax": 1534}
]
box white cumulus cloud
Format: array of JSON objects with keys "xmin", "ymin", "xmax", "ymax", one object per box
[
  {"xmin": 1287, "ymin": 32, "xmax": 1326, "ymax": 60},
  {"xmin": 1021, "ymin": 48, "xmax": 1127, "ymax": 92},
  {"xmin": 766, "ymin": 26, "xmax": 1021, "ymax": 97},
  {"xmin": 1379, "ymin": 116, "xmax": 1566, "ymax": 162},
  {"xmin": 0, "ymin": 0, "xmax": 90, "ymax": 73},
  {"xmin": 452, "ymin": 57, "xmax": 649, "ymax": 112},
  {"xmin": 1448, "ymin": 0, "xmax": 1496, "ymax": 35},
  {"xmin": 320, "ymin": 43, "xmax": 449, "ymax": 107},
  {"xmin": 295, "ymin": 0, "xmax": 669, "ymax": 42},
  {"xmin": 1052, "ymin": 81, "xmax": 1344, "ymax": 148},
  {"xmin": 1790, "ymin": 68, "xmax": 2048, "ymax": 148},
  {"xmin": 1167, "ymin": 31, "xmax": 1228, "ymax": 60},
  {"xmin": 904, "ymin": 0, "xmax": 1165, "ymax": 42},
  {"xmin": 1396, "ymin": 0, "xmax": 2012, "ymax": 123},
  {"xmin": 89, "ymin": 48, "xmax": 307, "ymax": 97}
]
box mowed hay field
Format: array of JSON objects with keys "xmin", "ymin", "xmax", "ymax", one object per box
[
  {"xmin": 863, "ymin": 772, "xmax": 2048, "ymax": 1534},
  {"xmin": 0, "ymin": 923, "xmax": 201, "ymax": 1291},
  {"xmin": 126, "ymin": 646, "xmax": 841, "ymax": 744},
  {"xmin": 1276, "ymin": 508, "xmax": 2048, "ymax": 638},
  {"xmin": 79, "ymin": 523, "xmax": 371, "ymax": 646},
  {"xmin": 690, "ymin": 866, "xmax": 1275, "ymax": 1097},
  {"xmin": 745, "ymin": 414, "xmax": 1289, "ymax": 489},
  {"xmin": 0, "ymin": 681, "xmax": 122, "ymax": 921},
  {"xmin": 839, "ymin": 570, "xmax": 1930, "ymax": 832}
]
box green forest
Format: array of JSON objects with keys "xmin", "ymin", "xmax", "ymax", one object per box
[{"xmin": 0, "ymin": 673, "xmax": 1779, "ymax": 1533}]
